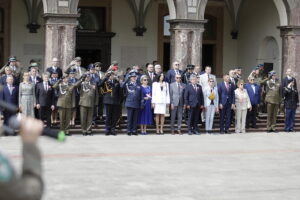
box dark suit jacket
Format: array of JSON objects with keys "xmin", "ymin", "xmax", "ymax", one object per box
[
  {"xmin": 144, "ymin": 71, "xmax": 158, "ymax": 86},
  {"xmin": 282, "ymin": 77, "xmax": 297, "ymax": 90},
  {"xmin": 245, "ymin": 83, "xmax": 261, "ymax": 105},
  {"xmin": 46, "ymin": 67, "xmax": 63, "ymax": 79},
  {"xmin": 166, "ymin": 69, "xmax": 182, "ymax": 83},
  {"xmin": 36, "ymin": 82, "xmax": 55, "ymax": 107},
  {"xmin": 0, "ymin": 85, "xmax": 19, "ymax": 107},
  {"xmin": 283, "ymin": 86, "xmax": 299, "ymax": 109},
  {"xmin": 184, "ymin": 84, "xmax": 204, "ymax": 107},
  {"xmin": 29, "ymin": 76, "xmax": 42, "ymax": 85},
  {"xmin": 218, "ymin": 82, "xmax": 235, "ymax": 106}
]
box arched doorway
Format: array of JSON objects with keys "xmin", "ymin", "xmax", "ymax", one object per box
[{"xmin": 258, "ymin": 36, "xmax": 280, "ymax": 76}]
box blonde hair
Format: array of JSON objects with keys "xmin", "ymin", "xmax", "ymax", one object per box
[{"xmin": 237, "ymin": 80, "xmax": 244, "ymax": 87}]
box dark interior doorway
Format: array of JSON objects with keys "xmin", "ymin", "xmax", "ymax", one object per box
[
  {"xmin": 202, "ymin": 44, "xmax": 215, "ymax": 72},
  {"xmin": 262, "ymin": 63, "xmax": 274, "ymax": 78},
  {"xmin": 76, "ymin": 49, "xmax": 102, "ymax": 68},
  {"xmin": 163, "ymin": 42, "xmax": 170, "ymax": 72}
]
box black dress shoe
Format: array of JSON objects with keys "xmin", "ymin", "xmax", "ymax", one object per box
[
  {"xmin": 132, "ymin": 132, "xmax": 138, "ymax": 136},
  {"xmin": 105, "ymin": 132, "xmax": 111, "ymax": 136},
  {"xmin": 128, "ymin": 132, "xmax": 132, "ymax": 136},
  {"xmin": 267, "ymin": 130, "xmax": 273, "ymax": 133},
  {"xmin": 82, "ymin": 132, "xmax": 87, "ymax": 136}
]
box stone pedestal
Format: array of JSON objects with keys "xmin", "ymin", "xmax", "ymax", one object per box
[
  {"xmin": 43, "ymin": 14, "xmax": 80, "ymax": 71},
  {"xmin": 168, "ymin": 19, "xmax": 207, "ymax": 69},
  {"xmin": 279, "ymin": 26, "xmax": 300, "ymax": 90}
]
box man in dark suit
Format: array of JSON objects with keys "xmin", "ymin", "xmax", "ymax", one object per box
[
  {"xmin": 218, "ymin": 74, "xmax": 235, "ymax": 134},
  {"xmin": 184, "ymin": 75, "xmax": 204, "ymax": 135},
  {"xmin": 282, "ymin": 68, "xmax": 297, "ymax": 90},
  {"xmin": 245, "ymin": 76, "xmax": 261, "ymax": 128},
  {"xmin": 0, "ymin": 76, "xmax": 18, "ymax": 127},
  {"xmin": 29, "ymin": 67, "xmax": 42, "ymax": 85},
  {"xmin": 46, "ymin": 57, "xmax": 63, "ymax": 79},
  {"xmin": 144, "ymin": 63, "xmax": 157, "ymax": 86},
  {"xmin": 36, "ymin": 73, "xmax": 55, "ymax": 127},
  {"xmin": 166, "ymin": 61, "xmax": 182, "ymax": 83}
]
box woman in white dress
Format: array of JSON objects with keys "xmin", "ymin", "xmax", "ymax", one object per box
[
  {"xmin": 152, "ymin": 73, "xmax": 170, "ymax": 134},
  {"xmin": 234, "ymin": 80, "xmax": 252, "ymax": 133},
  {"xmin": 19, "ymin": 72, "xmax": 36, "ymax": 117}
]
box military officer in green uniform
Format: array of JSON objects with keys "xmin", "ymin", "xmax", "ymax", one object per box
[
  {"xmin": 53, "ymin": 74, "xmax": 83, "ymax": 135},
  {"xmin": 265, "ymin": 71, "xmax": 281, "ymax": 132},
  {"xmin": 79, "ymin": 73, "xmax": 98, "ymax": 135},
  {"xmin": 0, "ymin": 117, "xmax": 44, "ymax": 200}
]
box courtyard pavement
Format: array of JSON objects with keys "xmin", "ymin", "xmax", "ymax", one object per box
[{"xmin": 1, "ymin": 132, "xmax": 300, "ymax": 200}]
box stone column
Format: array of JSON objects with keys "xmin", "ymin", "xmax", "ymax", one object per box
[
  {"xmin": 168, "ymin": 19, "xmax": 206, "ymax": 70},
  {"xmin": 279, "ymin": 26, "xmax": 300, "ymax": 90},
  {"xmin": 43, "ymin": 14, "xmax": 80, "ymax": 71}
]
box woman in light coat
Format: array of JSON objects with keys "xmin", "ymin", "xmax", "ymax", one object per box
[
  {"xmin": 234, "ymin": 80, "xmax": 252, "ymax": 133},
  {"xmin": 203, "ymin": 78, "xmax": 219, "ymax": 133},
  {"xmin": 19, "ymin": 72, "xmax": 36, "ymax": 117},
  {"xmin": 152, "ymin": 73, "xmax": 170, "ymax": 134}
]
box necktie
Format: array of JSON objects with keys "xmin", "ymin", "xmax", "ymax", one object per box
[
  {"xmin": 9, "ymin": 85, "xmax": 12, "ymax": 95},
  {"xmin": 225, "ymin": 83, "xmax": 229, "ymax": 91},
  {"xmin": 177, "ymin": 83, "xmax": 180, "ymax": 92},
  {"xmin": 194, "ymin": 85, "xmax": 197, "ymax": 91},
  {"xmin": 44, "ymin": 83, "xmax": 48, "ymax": 91}
]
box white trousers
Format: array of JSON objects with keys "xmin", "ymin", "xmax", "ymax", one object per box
[
  {"xmin": 205, "ymin": 105, "xmax": 216, "ymax": 131},
  {"xmin": 235, "ymin": 109, "xmax": 247, "ymax": 133}
]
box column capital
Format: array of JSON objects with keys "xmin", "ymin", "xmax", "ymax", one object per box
[
  {"xmin": 278, "ymin": 26, "xmax": 300, "ymax": 36},
  {"xmin": 43, "ymin": 13, "xmax": 80, "ymax": 25},
  {"xmin": 168, "ymin": 19, "xmax": 207, "ymax": 30}
]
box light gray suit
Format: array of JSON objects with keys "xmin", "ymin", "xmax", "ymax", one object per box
[{"xmin": 170, "ymin": 82, "xmax": 186, "ymax": 131}]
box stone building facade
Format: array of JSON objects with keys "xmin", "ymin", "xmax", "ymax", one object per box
[{"xmin": 0, "ymin": 0, "xmax": 300, "ymax": 88}]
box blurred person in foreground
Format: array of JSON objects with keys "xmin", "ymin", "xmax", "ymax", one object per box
[{"xmin": 0, "ymin": 117, "xmax": 44, "ymax": 200}]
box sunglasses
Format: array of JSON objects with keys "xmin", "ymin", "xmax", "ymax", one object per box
[
  {"xmin": 176, "ymin": 77, "xmax": 181, "ymax": 79},
  {"xmin": 175, "ymin": 64, "xmax": 179, "ymax": 66},
  {"xmin": 209, "ymin": 81, "xmax": 214, "ymax": 82},
  {"xmin": 143, "ymin": 79, "xmax": 148, "ymax": 81}
]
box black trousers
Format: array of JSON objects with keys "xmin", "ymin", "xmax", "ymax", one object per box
[
  {"xmin": 246, "ymin": 105, "xmax": 257, "ymax": 127},
  {"xmin": 105, "ymin": 104, "xmax": 119, "ymax": 133},
  {"xmin": 39, "ymin": 106, "xmax": 52, "ymax": 127},
  {"xmin": 188, "ymin": 106, "xmax": 200, "ymax": 132}
]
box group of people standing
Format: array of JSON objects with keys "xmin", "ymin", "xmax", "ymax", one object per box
[{"xmin": 0, "ymin": 56, "xmax": 299, "ymax": 136}]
